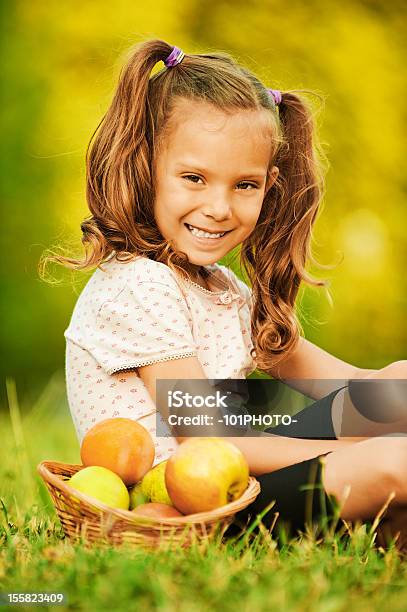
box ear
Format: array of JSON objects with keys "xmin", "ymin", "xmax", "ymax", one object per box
[{"xmin": 266, "ymin": 166, "xmax": 279, "ymax": 192}]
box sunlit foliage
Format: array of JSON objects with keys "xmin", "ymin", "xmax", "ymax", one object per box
[{"xmin": 1, "ymin": 0, "xmax": 405, "ymax": 399}]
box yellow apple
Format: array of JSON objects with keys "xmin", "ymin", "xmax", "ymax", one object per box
[
  {"xmin": 67, "ymin": 466, "xmax": 129, "ymax": 510},
  {"xmin": 129, "ymin": 482, "xmax": 149, "ymax": 510},
  {"xmin": 141, "ymin": 460, "xmax": 173, "ymax": 506},
  {"xmin": 165, "ymin": 438, "xmax": 249, "ymax": 514}
]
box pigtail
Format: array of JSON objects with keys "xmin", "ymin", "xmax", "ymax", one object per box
[
  {"xmin": 242, "ymin": 91, "xmax": 328, "ymax": 374},
  {"xmin": 40, "ymin": 39, "xmax": 175, "ymax": 273},
  {"xmin": 83, "ymin": 40, "xmax": 179, "ymax": 267}
]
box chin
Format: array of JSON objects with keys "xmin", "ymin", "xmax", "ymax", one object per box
[
  {"xmin": 187, "ymin": 251, "xmax": 217, "ymax": 262},
  {"xmin": 172, "ymin": 243, "xmax": 218, "ymax": 267},
  {"xmin": 187, "ymin": 253, "xmax": 220, "ymax": 267}
]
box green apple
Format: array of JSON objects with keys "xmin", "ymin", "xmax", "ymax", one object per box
[
  {"xmin": 165, "ymin": 438, "xmax": 249, "ymax": 514},
  {"xmin": 129, "ymin": 482, "xmax": 150, "ymax": 510},
  {"xmin": 141, "ymin": 460, "xmax": 174, "ymax": 506},
  {"xmin": 67, "ymin": 466, "xmax": 129, "ymax": 510}
]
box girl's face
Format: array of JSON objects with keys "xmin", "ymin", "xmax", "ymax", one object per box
[{"xmin": 153, "ymin": 98, "xmax": 278, "ymax": 270}]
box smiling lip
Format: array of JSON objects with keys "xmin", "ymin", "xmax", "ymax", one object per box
[
  {"xmin": 185, "ymin": 223, "xmax": 231, "ymax": 234},
  {"xmin": 184, "ymin": 224, "xmax": 231, "ymax": 246}
]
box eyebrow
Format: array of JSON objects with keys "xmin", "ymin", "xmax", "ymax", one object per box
[{"xmin": 174, "ymin": 161, "xmax": 267, "ymax": 180}]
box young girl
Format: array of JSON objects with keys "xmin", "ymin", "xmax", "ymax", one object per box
[{"xmin": 48, "ymin": 39, "xmax": 406, "ymax": 546}]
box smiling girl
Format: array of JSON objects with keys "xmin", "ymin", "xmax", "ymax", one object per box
[{"xmin": 45, "ymin": 40, "xmax": 407, "ymax": 546}]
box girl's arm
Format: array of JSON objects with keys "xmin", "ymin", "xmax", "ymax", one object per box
[
  {"xmin": 137, "ymin": 355, "xmax": 355, "ymax": 476},
  {"xmin": 267, "ymin": 341, "xmax": 406, "ymax": 438},
  {"xmin": 266, "ymin": 337, "xmax": 378, "ymax": 400}
]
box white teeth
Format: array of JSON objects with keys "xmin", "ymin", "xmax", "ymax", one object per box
[{"xmin": 187, "ymin": 224, "xmax": 226, "ymax": 239}]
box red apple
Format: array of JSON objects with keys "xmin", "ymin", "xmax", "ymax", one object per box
[
  {"xmin": 132, "ymin": 502, "xmax": 183, "ymax": 519},
  {"xmin": 165, "ymin": 437, "xmax": 249, "ymax": 514}
]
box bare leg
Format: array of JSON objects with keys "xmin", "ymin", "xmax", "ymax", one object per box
[{"xmin": 322, "ymin": 436, "xmax": 407, "ymax": 549}]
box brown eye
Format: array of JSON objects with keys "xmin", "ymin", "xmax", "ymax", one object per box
[
  {"xmin": 237, "ymin": 182, "xmax": 258, "ymax": 190},
  {"xmin": 183, "ymin": 174, "xmax": 203, "ymax": 184}
]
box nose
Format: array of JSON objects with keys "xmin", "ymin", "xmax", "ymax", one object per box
[{"xmin": 201, "ymin": 189, "xmax": 233, "ymax": 221}]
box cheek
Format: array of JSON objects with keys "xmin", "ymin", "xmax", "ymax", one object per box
[
  {"xmin": 157, "ymin": 179, "xmax": 190, "ymax": 209},
  {"xmin": 242, "ymin": 204, "xmax": 263, "ymax": 228},
  {"xmin": 154, "ymin": 195, "xmax": 189, "ymax": 230}
]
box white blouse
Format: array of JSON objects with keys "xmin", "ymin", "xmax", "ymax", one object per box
[{"xmin": 64, "ymin": 255, "xmax": 256, "ymax": 465}]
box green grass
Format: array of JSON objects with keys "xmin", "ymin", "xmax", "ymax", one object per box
[{"xmin": 1, "ymin": 375, "xmax": 406, "ymax": 611}]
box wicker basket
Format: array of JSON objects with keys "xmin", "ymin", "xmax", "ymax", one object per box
[{"xmin": 37, "ymin": 461, "xmax": 260, "ymax": 550}]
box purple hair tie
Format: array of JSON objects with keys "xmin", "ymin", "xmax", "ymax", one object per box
[
  {"xmin": 164, "ymin": 46, "xmax": 185, "ymax": 68},
  {"xmin": 267, "ymin": 88, "xmax": 282, "ymax": 106}
]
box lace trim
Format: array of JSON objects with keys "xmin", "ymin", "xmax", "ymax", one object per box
[
  {"xmin": 184, "ymin": 278, "xmax": 224, "ymax": 294},
  {"xmin": 107, "ymin": 351, "xmax": 197, "ymax": 375}
]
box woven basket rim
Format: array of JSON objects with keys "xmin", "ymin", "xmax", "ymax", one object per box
[{"xmin": 37, "ymin": 460, "xmax": 260, "ymax": 525}]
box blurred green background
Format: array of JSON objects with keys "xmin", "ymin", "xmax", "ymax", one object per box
[{"xmin": 1, "ymin": 0, "xmax": 406, "ymax": 406}]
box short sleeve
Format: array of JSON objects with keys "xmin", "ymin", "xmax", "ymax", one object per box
[{"xmin": 91, "ymin": 277, "xmax": 197, "ymax": 375}]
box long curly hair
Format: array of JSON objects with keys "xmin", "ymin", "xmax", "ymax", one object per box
[{"xmin": 40, "ymin": 38, "xmax": 328, "ymax": 374}]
